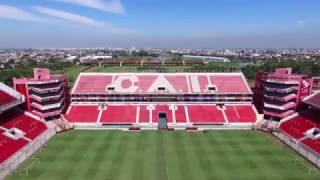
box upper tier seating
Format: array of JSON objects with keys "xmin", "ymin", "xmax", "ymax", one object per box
[
  {"xmin": 0, "ymin": 110, "xmax": 47, "ymax": 140},
  {"xmin": 74, "ymin": 75, "xmax": 113, "ymax": 94},
  {"xmin": 73, "ymin": 73, "xmax": 251, "ymax": 94},
  {"xmin": 65, "ymin": 105, "xmax": 99, "ymax": 123},
  {"xmin": 209, "ymin": 75, "xmax": 249, "ymax": 94}
]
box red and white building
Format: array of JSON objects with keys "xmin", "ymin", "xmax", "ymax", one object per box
[
  {"xmin": 13, "ymin": 68, "xmax": 69, "ymax": 120},
  {"xmin": 254, "ymin": 68, "xmax": 313, "ymax": 121},
  {"xmin": 65, "ymin": 72, "xmax": 258, "ymax": 130}
]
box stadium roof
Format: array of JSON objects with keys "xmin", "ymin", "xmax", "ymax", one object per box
[{"xmin": 72, "ymin": 72, "xmax": 252, "ymax": 95}]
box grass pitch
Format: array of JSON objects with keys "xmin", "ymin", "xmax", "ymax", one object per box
[{"xmin": 8, "ymin": 131, "xmax": 320, "ymax": 180}]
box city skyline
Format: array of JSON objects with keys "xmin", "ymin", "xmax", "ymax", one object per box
[{"xmin": 0, "ymin": 0, "xmax": 320, "ymax": 48}]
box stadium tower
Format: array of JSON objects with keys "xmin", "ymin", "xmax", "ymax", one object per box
[
  {"xmin": 254, "ymin": 68, "xmax": 312, "ymax": 121},
  {"xmin": 13, "ymin": 68, "xmax": 69, "ymax": 120}
]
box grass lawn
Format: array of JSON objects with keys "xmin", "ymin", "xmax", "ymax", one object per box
[{"xmin": 8, "ymin": 131, "xmax": 320, "ymax": 180}]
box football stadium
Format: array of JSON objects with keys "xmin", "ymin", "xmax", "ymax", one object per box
[{"xmin": 0, "ymin": 68, "xmax": 320, "ymax": 180}]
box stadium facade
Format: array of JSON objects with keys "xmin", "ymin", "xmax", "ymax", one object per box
[{"xmin": 64, "ymin": 72, "xmax": 258, "ymax": 130}]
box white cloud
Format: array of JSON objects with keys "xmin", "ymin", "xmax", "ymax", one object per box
[
  {"xmin": 34, "ymin": 6, "xmax": 135, "ymax": 34},
  {"xmin": 52, "ymin": 0, "xmax": 125, "ymax": 14},
  {"xmin": 34, "ymin": 6, "xmax": 103, "ymax": 27},
  {"xmin": 0, "ymin": 5, "xmax": 42, "ymax": 22}
]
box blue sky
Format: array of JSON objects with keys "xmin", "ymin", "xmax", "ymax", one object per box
[{"xmin": 0, "ymin": 0, "xmax": 319, "ymax": 48}]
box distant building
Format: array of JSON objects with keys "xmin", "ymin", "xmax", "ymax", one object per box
[
  {"xmin": 182, "ymin": 55, "xmax": 230, "ymax": 63},
  {"xmin": 254, "ymin": 68, "xmax": 313, "ymax": 121},
  {"xmin": 79, "ymin": 55, "xmax": 112, "ymax": 62},
  {"xmin": 13, "ymin": 68, "xmax": 69, "ymax": 120}
]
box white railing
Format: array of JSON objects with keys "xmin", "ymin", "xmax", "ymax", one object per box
[
  {"xmin": 30, "ymin": 83, "xmax": 63, "ymax": 92},
  {"xmin": 31, "ymin": 98, "xmax": 65, "ymax": 111},
  {"xmin": 29, "ymin": 91, "xmax": 64, "ymax": 102},
  {"xmin": 264, "ymin": 86, "xmax": 297, "ymax": 93},
  {"xmin": 264, "ymin": 102, "xmax": 296, "ymax": 111},
  {"xmin": 0, "ymin": 82, "xmax": 23, "ymax": 101},
  {"xmin": 273, "ymin": 131, "xmax": 320, "ymax": 168}
]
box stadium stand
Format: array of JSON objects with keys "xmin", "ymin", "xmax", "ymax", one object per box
[
  {"xmin": 276, "ymin": 89, "xmax": 320, "ymax": 164},
  {"xmin": 0, "ymin": 110, "xmax": 47, "ymax": 140},
  {"xmin": 65, "ymin": 105, "xmax": 99, "ymax": 123},
  {"xmin": 0, "ymin": 129, "xmax": 29, "ymax": 164},
  {"xmin": 65, "ymin": 103, "xmax": 256, "ymax": 128},
  {"xmin": 137, "ymin": 105, "xmax": 150, "ymax": 123},
  {"xmin": 278, "ymin": 110, "xmax": 319, "ymax": 139},
  {"xmin": 0, "ymin": 82, "xmax": 49, "ymax": 166},
  {"xmin": 225, "ymin": 105, "xmax": 257, "ymax": 123},
  {"xmin": 100, "ymin": 105, "xmax": 137, "ymax": 124},
  {"xmin": 72, "ymin": 73, "xmax": 252, "ymax": 95},
  {"xmin": 175, "ymin": 105, "xmax": 188, "ymax": 123},
  {"xmin": 301, "ymin": 138, "xmax": 320, "ymax": 154},
  {"xmin": 67, "ymin": 72, "xmax": 257, "ymax": 129},
  {"xmin": 188, "ymin": 105, "xmax": 225, "ymax": 124}
]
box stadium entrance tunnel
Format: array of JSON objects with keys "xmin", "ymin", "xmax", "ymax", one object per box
[{"xmin": 158, "ymin": 112, "xmax": 168, "ymax": 129}]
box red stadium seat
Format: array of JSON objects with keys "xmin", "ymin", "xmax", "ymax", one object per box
[
  {"xmin": 100, "ymin": 105, "xmax": 137, "ymax": 124},
  {"xmin": 0, "ymin": 130, "xmax": 29, "ymax": 164},
  {"xmin": 279, "ymin": 110, "xmax": 320, "ymax": 139},
  {"xmin": 188, "ymin": 105, "xmax": 225, "ymax": 124},
  {"xmin": 175, "ymin": 105, "xmax": 187, "ymax": 123},
  {"xmin": 301, "ymin": 138, "xmax": 320, "ymax": 154},
  {"xmin": 65, "ymin": 105, "xmax": 99, "ymax": 123},
  {"xmin": 0, "ymin": 110, "xmax": 47, "ymax": 140}
]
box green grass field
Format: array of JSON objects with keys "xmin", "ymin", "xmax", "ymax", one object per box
[{"xmin": 8, "ymin": 131, "xmax": 320, "ymax": 180}]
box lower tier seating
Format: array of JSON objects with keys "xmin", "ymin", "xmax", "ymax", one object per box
[
  {"xmin": 66, "ymin": 103, "xmax": 257, "ymax": 125},
  {"xmin": 0, "ymin": 130, "xmax": 29, "ymax": 164},
  {"xmin": 65, "ymin": 105, "xmax": 99, "ymax": 123},
  {"xmin": 0, "ymin": 109, "xmax": 47, "ymax": 164},
  {"xmin": 0, "ymin": 110, "xmax": 47, "ymax": 140},
  {"xmin": 100, "ymin": 105, "xmax": 137, "ymax": 124},
  {"xmin": 188, "ymin": 105, "xmax": 225, "ymax": 124},
  {"xmin": 225, "ymin": 105, "xmax": 256, "ymax": 123},
  {"xmin": 301, "ymin": 138, "xmax": 320, "ymax": 154},
  {"xmin": 279, "ymin": 110, "xmax": 320, "ymax": 139}
]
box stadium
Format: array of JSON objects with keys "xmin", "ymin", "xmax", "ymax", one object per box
[{"xmin": 0, "ymin": 68, "xmax": 320, "ymax": 180}]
